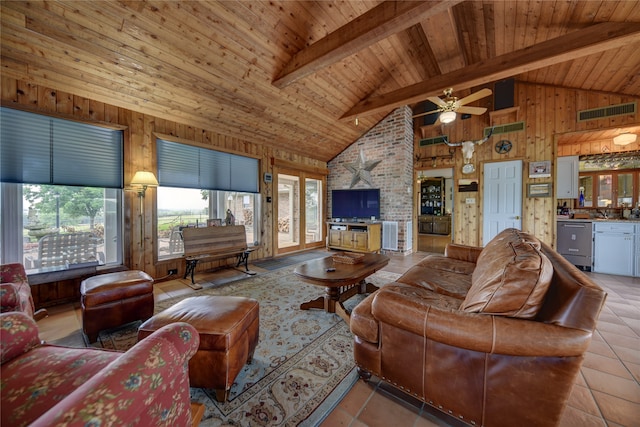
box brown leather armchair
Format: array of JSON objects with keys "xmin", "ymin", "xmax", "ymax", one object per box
[{"xmin": 351, "ymin": 228, "xmax": 606, "ymax": 427}]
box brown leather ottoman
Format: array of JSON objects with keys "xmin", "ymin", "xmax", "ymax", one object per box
[
  {"xmin": 137, "ymin": 295, "xmax": 259, "ymax": 402},
  {"xmin": 81, "ymin": 270, "xmax": 154, "ymax": 343}
]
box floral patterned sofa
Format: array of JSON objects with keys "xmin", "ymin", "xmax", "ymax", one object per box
[
  {"xmin": 0, "ymin": 263, "xmax": 39, "ymax": 318},
  {"xmin": 1, "ymin": 311, "xmax": 200, "ymax": 426}
]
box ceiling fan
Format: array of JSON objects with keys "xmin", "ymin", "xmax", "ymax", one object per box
[{"xmin": 412, "ymin": 88, "xmax": 492, "ymax": 124}]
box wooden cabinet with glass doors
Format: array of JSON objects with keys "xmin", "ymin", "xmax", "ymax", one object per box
[
  {"xmin": 578, "ymin": 170, "xmax": 639, "ymax": 211},
  {"xmin": 420, "ymin": 179, "xmax": 444, "ymax": 215}
]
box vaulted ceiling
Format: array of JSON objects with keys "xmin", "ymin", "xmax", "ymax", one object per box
[{"xmin": 2, "ymin": 1, "xmax": 639, "ymax": 162}]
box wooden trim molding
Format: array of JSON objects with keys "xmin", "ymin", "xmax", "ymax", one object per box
[
  {"xmin": 272, "ymin": 158, "xmax": 329, "ymax": 175},
  {"xmin": 153, "ymin": 132, "xmax": 261, "ymax": 159}
]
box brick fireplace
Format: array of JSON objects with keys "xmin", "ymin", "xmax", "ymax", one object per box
[{"xmin": 328, "ymin": 106, "xmax": 414, "ymax": 254}]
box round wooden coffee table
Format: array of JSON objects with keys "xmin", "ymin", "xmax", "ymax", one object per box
[{"xmin": 293, "ymin": 253, "xmax": 389, "ymax": 323}]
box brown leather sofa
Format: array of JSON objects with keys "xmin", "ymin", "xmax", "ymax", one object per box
[{"xmin": 351, "ymin": 228, "xmax": 607, "ymax": 427}]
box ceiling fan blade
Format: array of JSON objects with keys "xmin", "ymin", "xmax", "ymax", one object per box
[
  {"xmin": 427, "ymin": 96, "xmax": 448, "ymax": 108},
  {"xmin": 412, "ymin": 109, "xmax": 441, "ymax": 119},
  {"xmin": 457, "ymin": 88, "xmax": 492, "ymax": 106},
  {"xmin": 456, "ymin": 106, "xmax": 488, "ymax": 115}
]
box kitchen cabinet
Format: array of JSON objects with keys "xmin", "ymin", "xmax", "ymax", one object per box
[
  {"xmin": 636, "ymin": 224, "xmax": 640, "ymax": 278},
  {"xmin": 593, "ymin": 222, "xmax": 635, "ymax": 276},
  {"xmin": 578, "ymin": 176, "xmax": 594, "ymax": 207},
  {"xmin": 557, "ymin": 156, "xmax": 579, "ymax": 199},
  {"xmin": 433, "ymin": 216, "xmax": 451, "ymax": 235},
  {"xmin": 326, "ymin": 222, "xmax": 381, "ymax": 253},
  {"xmin": 579, "ymin": 170, "xmax": 640, "ymax": 209},
  {"xmin": 419, "ymin": 217, "xmax": 433, "ymax": 234},
  {"xmin": 419, "ymin": 215, "xmax": 451, "ymax": 235}
]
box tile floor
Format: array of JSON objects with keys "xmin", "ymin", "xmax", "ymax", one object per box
[{"xmin": 37, "ymin": 251, "xmax": 640, "ymax": 427}]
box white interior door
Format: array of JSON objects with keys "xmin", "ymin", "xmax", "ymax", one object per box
[{"xmin": 483, "ymin": 160, "xmax": 523, "ymax": 246}]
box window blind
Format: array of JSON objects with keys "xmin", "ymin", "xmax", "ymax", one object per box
[
  {"xmin": 157, "ymin": 138, "xmax": 258, "ymax": 193},
  {"xmin": 0, "ymin": 107, "xmax": 123, "ymax": 188}
]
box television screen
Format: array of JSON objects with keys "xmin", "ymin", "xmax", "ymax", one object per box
[{"xmin": 332, "ymin": 188, "xmax": 380, "ymax": 219}]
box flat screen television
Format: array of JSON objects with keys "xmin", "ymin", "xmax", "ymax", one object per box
[{"xmin": 331, "ymin": 188, "xmax": 380, "ymax": 220}]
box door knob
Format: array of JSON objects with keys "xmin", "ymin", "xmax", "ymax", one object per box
[{"xmin": 515, "ymin": 216, "xmax": 521, "ymax": 220}]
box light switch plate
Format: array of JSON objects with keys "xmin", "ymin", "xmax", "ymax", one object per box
[{"xmin": 466, "ymin": 198, "xmax": 476, "ymax": 204}]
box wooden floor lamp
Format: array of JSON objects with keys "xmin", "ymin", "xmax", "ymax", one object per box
[{"xmin": 129, "ymin": 171, "xmax": 158, "ymax": 267}]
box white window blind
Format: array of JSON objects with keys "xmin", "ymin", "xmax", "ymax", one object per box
[
  {"xmin": 0, "ymin": 107, "xmax": 123, "ymax": 188},
  {"xmin": 157, "ymin": 138, "xmax": 258, "ymax": 193}
]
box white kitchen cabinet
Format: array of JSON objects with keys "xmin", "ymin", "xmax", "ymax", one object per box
[
  {"xmin": 593, "ymin": 222, "xmax": 634, "ymax": 276},
  {"xmin": 636, "ymin": 224, "xmax": 640, "ymax": 278},
  {"xmin": 556, "ymin": 156, "xmax": 579, "ymax": 199}
]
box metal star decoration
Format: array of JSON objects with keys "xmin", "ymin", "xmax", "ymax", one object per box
[{"xmin": 344, "ymin": 149, "xmax": 381, "ymax": 188}]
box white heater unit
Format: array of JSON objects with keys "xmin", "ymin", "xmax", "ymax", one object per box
[{"xmin": 382, "ymin": 221, "xmax": 399, "ymax": 251}]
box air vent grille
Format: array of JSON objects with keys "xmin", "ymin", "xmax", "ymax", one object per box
[
  {"xmin": 484, "ymin": 121, "xmax": 525, "ymax": 136},
  {"xmin": 419, "ymin": 135, "xmax": 449, "ymax": 147},
  {"xmin": 578, "ymin": 102, "xmax": 636, "ymax": 122},
  {"xmin": 382, "ymin": 221, "xmax": 399, "ymax": 251}
]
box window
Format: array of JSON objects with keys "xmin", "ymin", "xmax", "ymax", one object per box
[
  {"xmin": 156, "ymin": 138, "xmax": 260, "ymax": 260},
  {"xmin": 597, "ymin": 174, "xmax": 613, "ymax": 208},
  {"xmin": 0, "ymin": 108, "xmax": 124, "ymax": 270},
  {"xmin": 618, "ymin": 173, "xmax": 634, "ymax": 207},
  {"xmin": 578, "ymin": 175, "xmax": 593, "ymax": 207},
  {"xmin": 1, "ymin": 183, "xmax": 122, "ymax": 269},
  {"xmin": 157, "ymin": 188, "xmax": 260, "ymax": 259}
]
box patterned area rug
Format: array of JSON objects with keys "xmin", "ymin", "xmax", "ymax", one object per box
[
  {"xmin": 251, "ymin": 251, "xmax": 328, "ymax": 271},
  {"xmin": 96, "ymin": 266, "xmax": 401, "ymax": 426}
]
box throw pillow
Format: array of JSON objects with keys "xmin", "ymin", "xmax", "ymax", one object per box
[{"xmin": 461, "ymin": 230, "xmax": 553, "ymax": 318}]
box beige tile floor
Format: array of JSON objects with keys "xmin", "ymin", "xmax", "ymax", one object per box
[{"xmin": 37, "ymin": 251, "xmax": 640, "ymax": 427}]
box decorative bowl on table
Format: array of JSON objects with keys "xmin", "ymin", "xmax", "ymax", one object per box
[{"xmin": 331, "ymin": 252, "xmax": 365, "ymax": 264}]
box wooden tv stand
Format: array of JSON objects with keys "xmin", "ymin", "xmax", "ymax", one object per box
[{"xmin": 326, "ymin": 222, "xmax": 382, "ymax": 253}]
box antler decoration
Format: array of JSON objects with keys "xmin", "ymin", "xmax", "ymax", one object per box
[{"xmin": 445, "ymin": 127, "xmax": 494, "ymax": 164}]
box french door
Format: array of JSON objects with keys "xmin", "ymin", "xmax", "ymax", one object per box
[{"xmin": 275, "ymin": 170, "xmax": 325, "ymax": 255}]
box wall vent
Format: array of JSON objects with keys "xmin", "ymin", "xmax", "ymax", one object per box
[
  {"xmin": 382, "ymin": 221, "xmax": 399, "ymax": 251},
  {"xmin": 405, "ymin": 221, "xmax": 413, "ymax": 252},
  {"xmin": 419, "ymin": 135, "xmax": 448, "ymax": 147},
  {"xmin": 484, "ymin": 121, "xmax": 525, "ymax": 136},
  {"xmin": 577, "ymin": 102, "xmax": 637, "ymax": 122}
]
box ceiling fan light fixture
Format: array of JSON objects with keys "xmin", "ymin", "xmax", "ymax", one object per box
[
  {"xmin": 440, "ymin": 111, "xmax": 456, "ymax": 124},
  {"xmin": 613, "ymin": 132, "xmax": 637, "ymax": 146}
]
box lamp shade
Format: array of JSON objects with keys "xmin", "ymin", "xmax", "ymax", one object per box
[
  {"xmin": 613, "ymin": 133, "xmax": 637, "ymax": 146},
  {"xmin": 130, "ymin": 171, "xmax": 158, "ymax": 187},
  {"xmin": 440, "ymin": 111, "xmax": 456, "ymax": 124}
]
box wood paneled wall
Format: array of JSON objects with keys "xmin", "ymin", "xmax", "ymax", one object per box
[
  {"xmin": 415, "ymin": 82, "xmax": 640, "ymax": 247},
  {"xmin": 1, "ymin": 77, "xmax": 327, "ymax": 279},
  {"xmin": 3, "ymin": 75, "xmax": 638, "ymax": 272}
]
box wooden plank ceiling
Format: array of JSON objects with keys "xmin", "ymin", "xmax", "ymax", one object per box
[{"xmin": 2, "ymin": 1, "xmax": 639, "ymax": 162}]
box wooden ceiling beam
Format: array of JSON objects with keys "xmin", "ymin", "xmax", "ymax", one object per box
[
  {"xmin": 341, "ymin": 22, "xmax": 640, "ymax": 120},
  {"xmin": 272, "ymin": 0, "xmax": 461, "ymax": 89}
]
